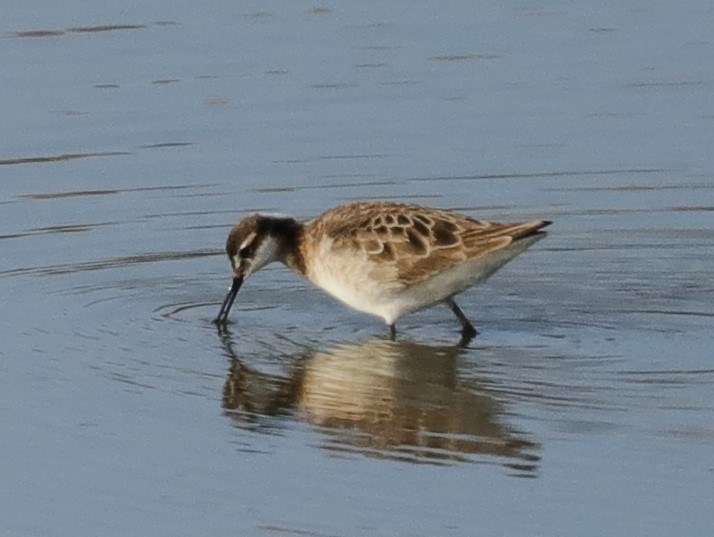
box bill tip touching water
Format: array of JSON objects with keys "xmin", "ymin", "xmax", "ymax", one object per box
[{"xmin": 214, "ymin": 201, "xmax": 550, "ymax": 341}]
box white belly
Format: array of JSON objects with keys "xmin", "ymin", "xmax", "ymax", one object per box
[
  {"xmin": 306, "ymin": 254, "xmax": 391, "ymax": 319},
  {"xmin": 304, "ymin": 234, "xmax": 543, "ymax": 325}
]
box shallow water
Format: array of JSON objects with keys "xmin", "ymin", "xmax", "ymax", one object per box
[{"xmin": 2, "ymin": 1, "xmax": 713, "ymax": 536}]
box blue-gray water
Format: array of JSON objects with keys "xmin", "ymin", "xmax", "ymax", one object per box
[{"xmin": 2, "ymin": 1, "xmax": 713, "ymax": 536}]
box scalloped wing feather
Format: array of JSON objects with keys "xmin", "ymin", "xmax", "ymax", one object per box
[{"xmin": 309, "ymin": 202, "xmax": 547, "ymax": 287}]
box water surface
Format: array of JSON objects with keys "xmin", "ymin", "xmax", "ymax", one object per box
[{"xmin": 2, "ymin": 1, "xmax": 713, "ymax": 536}]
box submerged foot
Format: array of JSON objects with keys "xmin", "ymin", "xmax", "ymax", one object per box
[{"xmin": 458, "ymin": 324, "xmax": 478, "ymax": 347}]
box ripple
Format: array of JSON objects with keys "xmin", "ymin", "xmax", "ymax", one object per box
[
  {"xmin": 153, "ymin": 301, "xmax": 219, "ymax": 321},
  {"xmin": 0, "ymin": 249, "xmax": 221, "ymax": 278},
  {"xmin": 309, "ymin": 83, "xmax": 358, "ymax": 90},
  {"xmin": 68, "ymin": 24, "xmax": 146, "ymax": 33},
  {"xmin": 139, "ymin": 142, "xmax": 194, "ymax": 149},
  {"xmin": 6, "ymin": 24, "xmax": 148, "ymax": 39},
  {"xmin": 409, "ymin": 167, "xmax": 667, "ymax": 182},
  {"xmin": 18, "ymin": 184, "xmax": 212, "ymax": 202},
  {"xmin": 618, "ymin": 368, "xmax": 714, "ymax": 386},
  {"xmin": 430, "ymin": 53, "xmax": 500, "ymax": 61},
  {"xmin": 0, "ymin": 151, "xmax": 128, "ymax": 166},
  {"xmin": 0, "ymin": 222, "xmax": 114, "ymax": 241}
]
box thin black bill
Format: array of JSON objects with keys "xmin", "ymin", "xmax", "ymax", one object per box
[{"xmin": 214, "ymin": 276, "xmax": 244, "ymax": 324}]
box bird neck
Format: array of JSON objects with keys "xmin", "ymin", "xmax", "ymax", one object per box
[{"xmin": 265, "ymin": 217, "xmax": 307, "ymax": 276}]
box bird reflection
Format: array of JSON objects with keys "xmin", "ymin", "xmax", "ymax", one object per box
[{"xmin": 218, "ymin": 329, "xmax": 540, "ymax": 475}]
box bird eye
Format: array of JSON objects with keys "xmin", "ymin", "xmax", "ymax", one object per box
[{"xmin": 239, "ymin": 244, "xmax": 254, "ymax": 258}]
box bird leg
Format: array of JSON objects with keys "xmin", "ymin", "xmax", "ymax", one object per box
[
  {"xmin": 445, "ymin": 298, "xmax": 478, "ymax": 341},
  {"xmin": 388, "ymin": 323, "xmax": 396, "ymax": 341}
]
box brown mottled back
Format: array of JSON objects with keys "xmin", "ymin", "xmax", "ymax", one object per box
[{"xmin": 306, "ymin": 202, "xmax": 548, "ymax": 287}]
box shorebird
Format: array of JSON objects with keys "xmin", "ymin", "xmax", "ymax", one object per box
[{"xmin": 214, "ymin": 201, "xmax": 550, "ymax": 340}]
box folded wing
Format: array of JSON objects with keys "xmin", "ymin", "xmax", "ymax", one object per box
[{"xmin": 316, "ymin": 202, "xmax": 549, "ymax": 287}]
